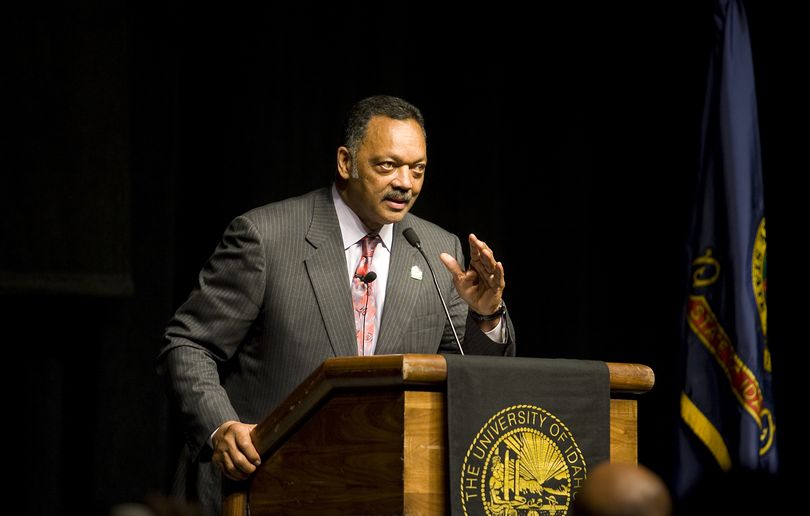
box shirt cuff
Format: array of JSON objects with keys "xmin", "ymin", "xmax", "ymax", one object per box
[{"xmin": 483, "ymin": 317, "xmax": 508, "ymax": 343}]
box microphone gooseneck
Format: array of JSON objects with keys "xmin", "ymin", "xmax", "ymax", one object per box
[{"xmin": 402, "ymin": 228, "xmax": 464, "ymax": 355}]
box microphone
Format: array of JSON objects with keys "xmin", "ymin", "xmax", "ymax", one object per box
[
  {"xmin": 356, "ymin": 271, "xmax": 377, "ymax": 284},
  {"xmin": 402, "ymin": 228, "xmax": 464, "ymax": 355}
]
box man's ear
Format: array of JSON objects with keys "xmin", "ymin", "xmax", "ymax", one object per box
[{"xmin": 336, "ymin": 146, "xmax": 352, "ymax": 180}]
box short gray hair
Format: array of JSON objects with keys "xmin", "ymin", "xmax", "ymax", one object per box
[{"xmin": 343, "ymin": 95, "xmax": 426, "ymax": 158}]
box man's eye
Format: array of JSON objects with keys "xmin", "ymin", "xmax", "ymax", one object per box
[
  {"xmin": 413, "ymin": 164, "xmax": 426, "ymax": 174},
  {"xmin": 378, "ymin": 162, "xmax": 395, "ymax": 171}
]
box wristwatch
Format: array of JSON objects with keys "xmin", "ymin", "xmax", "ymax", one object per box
[{"xmin": 470, "ymin": 301, "xmax": 506, "ymax": 322}]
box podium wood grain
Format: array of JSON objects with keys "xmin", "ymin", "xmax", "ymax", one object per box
[{"xmin": 222, "ymin": 354, "xmax": 653, "ymax": 515}]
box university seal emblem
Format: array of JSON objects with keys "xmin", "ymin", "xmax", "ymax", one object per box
[{"xmin": 460, "ymin": 404, "xmax": 587, "ymax": 516}]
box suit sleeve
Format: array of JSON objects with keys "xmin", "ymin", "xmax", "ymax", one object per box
[
  {"xmin": 439, "ymin": 234, "xmax": 516, "ymax": 356},
  {"xmin": 156, "ymin": 216, "xmax": 266, "ymax": 459}
]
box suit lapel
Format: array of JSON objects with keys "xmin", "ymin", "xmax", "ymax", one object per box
[
  {"xmin": 375, "ymin": 221, "xmax": 422, "ymax": 356},
  {"xmin": 303, "ymin": 190, "xmax": 356, "ymax": 357}
]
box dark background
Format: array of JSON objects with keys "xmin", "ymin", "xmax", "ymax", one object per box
[{"xmin": 3, "ymin": 1, "xmax": 804, "ymax": 514}]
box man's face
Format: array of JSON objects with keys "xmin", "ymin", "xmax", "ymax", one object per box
[{"xmin": 337, "ymin": 116, "xmax": 426, "ymax": 231}]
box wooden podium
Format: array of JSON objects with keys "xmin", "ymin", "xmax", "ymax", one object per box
[{"xmin": 222, "ymin": 354, "xmax": 654, "ymax": 515}]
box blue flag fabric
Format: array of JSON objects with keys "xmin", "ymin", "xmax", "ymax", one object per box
[{"xmin": 676, "ymin": 0, "xmax": 778, "ymax": 498}]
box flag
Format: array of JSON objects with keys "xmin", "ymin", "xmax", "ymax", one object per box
[{"xmin": 675, "ymin": 0, "xmax": 777, "ymax": 499}]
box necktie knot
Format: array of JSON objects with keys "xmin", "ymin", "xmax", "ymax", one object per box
[
  {"xmin": 355, "ymin": 235, "xmax": 379, "ymax": 280},
  {"xmin": 361, "ymin": 235, "xmax": 380, "ymax": 258}
]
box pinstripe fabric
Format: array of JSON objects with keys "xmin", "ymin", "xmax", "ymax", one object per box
[{"xmin": 156, "ymin": 187, "xmax": 516, "ymax": 514}]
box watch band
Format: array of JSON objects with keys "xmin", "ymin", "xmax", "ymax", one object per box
[{"xmin": 470, "ymin": 302, "xmax": 506, "ymax": 322}]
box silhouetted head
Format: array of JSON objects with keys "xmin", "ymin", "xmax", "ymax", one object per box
[{"xmin": 572, "ymin": 462, "xmax": 672, "ymax": 516}]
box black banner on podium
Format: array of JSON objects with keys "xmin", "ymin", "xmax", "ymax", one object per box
[{"xmin": 446, "ymin": 355, "xmax": 610, "ymax": 516}]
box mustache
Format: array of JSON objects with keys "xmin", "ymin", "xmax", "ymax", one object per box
[{"xmin": 384, "ymin": 191, "xmax": 412, "ymax": 203}]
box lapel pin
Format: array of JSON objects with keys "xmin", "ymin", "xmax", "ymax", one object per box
[{"xmin": 410, "ymin": 265, "xmax": 423, "ymax": 281}]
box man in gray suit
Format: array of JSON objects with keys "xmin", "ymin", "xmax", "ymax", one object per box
[{"xmin": 157, "ymin": 95, "xmax": 516, "ymax": 514}]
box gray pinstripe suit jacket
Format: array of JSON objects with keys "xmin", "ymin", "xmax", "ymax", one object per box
[{"xmin": 157, "ymin": 187, "xmax": 515, "ymax": 513}]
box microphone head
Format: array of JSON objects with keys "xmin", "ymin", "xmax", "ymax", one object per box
[
  {"xmin": 403, "ymin": 227, "xmax": 421, "ymax": 248},
  {"xmin": 363, "ymin": 271, "xmax": 377, "ymax": 284}
]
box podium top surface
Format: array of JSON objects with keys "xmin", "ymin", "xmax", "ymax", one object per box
[
  {"xmin": 316, "ymin": 354, "xmax": 654, "ymax": 393},
  {"xmin": 250, "ymin": 354, "xmax": 653, "ymax": 458}
]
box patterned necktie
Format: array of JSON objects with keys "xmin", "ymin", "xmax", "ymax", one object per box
[{"xmin": 352, "ymin": 235, "xmax": 380, "ymax": 356}]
